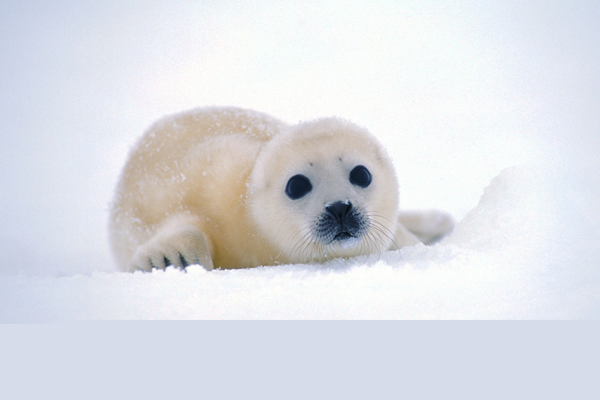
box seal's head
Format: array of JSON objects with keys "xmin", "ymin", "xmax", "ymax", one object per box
[{"xmin": 248, "ymin": 117, "xmax": 400, "ymax": 263}]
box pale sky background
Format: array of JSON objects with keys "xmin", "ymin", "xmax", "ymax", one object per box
[{"xmin": 1, "ymin": 1, "xmax": 599, "ymax": 276}]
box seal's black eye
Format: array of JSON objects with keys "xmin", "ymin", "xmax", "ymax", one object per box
[
  {"xmin": 349, "ymin": 165, "xmax": 372, "ymax": 188},
  {"xmin": 285, "ymin": 174, "xmax": 312, "ymax": 200}
]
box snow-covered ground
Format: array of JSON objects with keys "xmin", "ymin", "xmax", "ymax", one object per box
[{"xmin": 1, "ymin": 1, "xmax": 599, "ymax": 320}]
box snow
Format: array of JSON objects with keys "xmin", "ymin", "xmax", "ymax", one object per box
[
  {"xmin": 2, "ymin": 163, "xmax": 598, "ymax": 321},
  {"xmin": 1, "ymin": 1, "xmax": 599, "ymax": 320}
]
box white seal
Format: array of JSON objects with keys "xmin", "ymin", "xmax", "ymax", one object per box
[{"xmin": 109, "ymin": 107, "xmax": 453, "ymax": 271}]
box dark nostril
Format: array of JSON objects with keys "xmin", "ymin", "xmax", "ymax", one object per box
[{"xmin": 325, "ymin": 201, "xmax": 353, "ymax": 222}]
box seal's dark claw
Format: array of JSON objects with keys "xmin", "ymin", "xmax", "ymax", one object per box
[{"xmin": 179, "ymin": 253, "xmax": 189, "ymax": 268}]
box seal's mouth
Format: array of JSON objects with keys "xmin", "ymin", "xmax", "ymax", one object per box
[
  {"xmin": 336, "ymin": 235, "xmax": 361, "ymax": 250},
  {"xmin": 333, "ymin": 232, "xmax": 354, "ymax": 241}
]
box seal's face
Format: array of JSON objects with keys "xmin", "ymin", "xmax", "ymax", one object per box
[
  {"xmin": 286, "ymin": 167, "xmax": 371, "ymax": 246},
  {"xmin": 249, "ymin": 118, "xmax": 400, "ymax": 263}
]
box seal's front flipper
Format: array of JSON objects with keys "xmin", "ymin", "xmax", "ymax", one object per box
[{"xmin": 129, "ymin": 216, "xmax": 214, "ymax": 272}]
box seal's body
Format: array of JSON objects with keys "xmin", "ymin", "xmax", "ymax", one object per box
[{"xmin": 109, "ymin": 107, "xmax": 453, "ymax": 271}]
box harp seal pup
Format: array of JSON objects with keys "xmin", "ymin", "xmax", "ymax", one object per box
[{"xmin": 109, "ymin": 107, "xmax": 454, "ymax": 271}]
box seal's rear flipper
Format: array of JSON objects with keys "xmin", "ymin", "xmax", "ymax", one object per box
[{"xmin": 398, "ymin": 210, "xmax": 455, "ymax": 245}]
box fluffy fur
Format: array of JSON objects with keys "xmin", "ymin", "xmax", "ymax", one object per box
[{"xmin": 109, "ymin": 107, "xmax": 453, "ymax": 271}]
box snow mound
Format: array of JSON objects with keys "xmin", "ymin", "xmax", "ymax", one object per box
[{"xmin": 1, "ymin": 164, "xmax": 598, "ymax": 321}]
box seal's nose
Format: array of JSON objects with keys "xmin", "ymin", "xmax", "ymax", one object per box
[{"xmin": 325, "ymin": 201, "xmax": 353, "ymax": 224}]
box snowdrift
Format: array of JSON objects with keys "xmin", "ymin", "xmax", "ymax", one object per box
[{"xmin": 2, "ymin": 164, "xmax": 598, "ymax": 321}]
